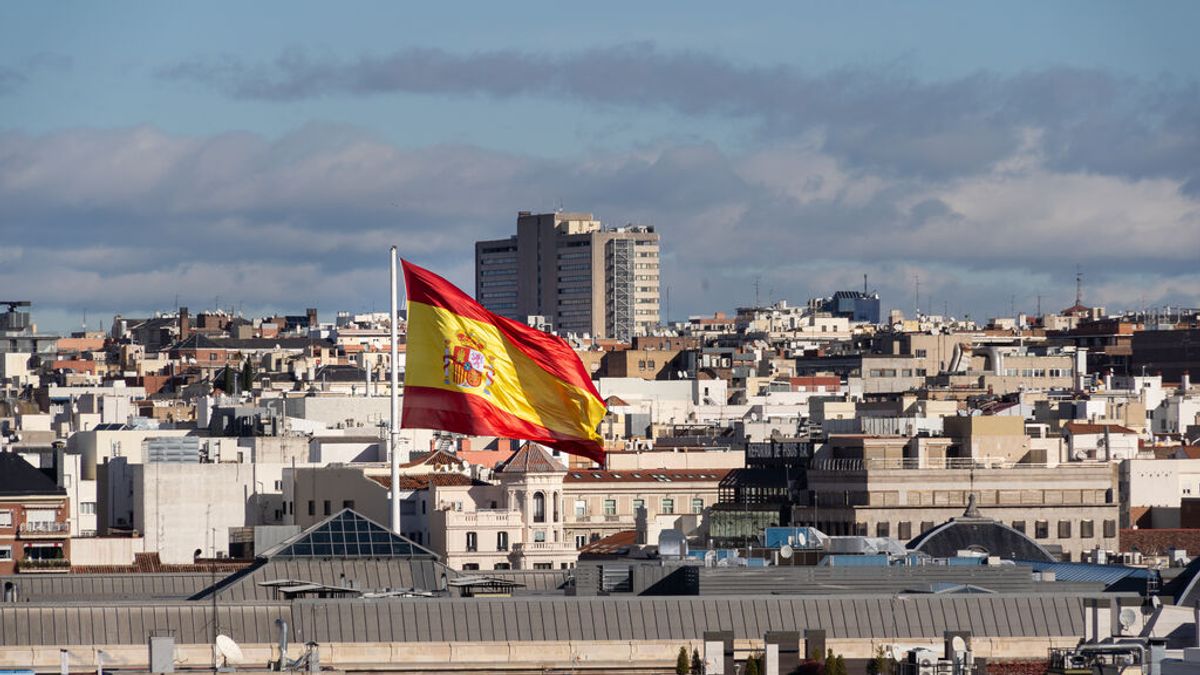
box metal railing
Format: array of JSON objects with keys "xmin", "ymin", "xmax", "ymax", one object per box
[
  {"xmin": 809, "ymin": 457, "xmax": 1069, "ymax": 472},
  {"xmin": 18, "ymin": 521, "xmax": 70, "ymax": 535}
]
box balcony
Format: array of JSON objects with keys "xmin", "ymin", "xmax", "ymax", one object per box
[
  {"xmin": 512, "ymin": 541, "xmax": 574, "ymax": 553},
  {"xmin": 567, "ymin": 513, "xmax": 626, "ymax": 525},
  {"xmin": 16, "ymin": 558, "xmax": 70, "ymax": 574},
  {"xmin": 445, "ymin": 509, "xmax": 520, "ymax": 526},
  {"xmin": 18, "ymin": 521, "xmax": 70, "ymax": 538}
]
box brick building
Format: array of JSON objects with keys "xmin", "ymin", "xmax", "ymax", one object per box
[{"xmin": 0, "ymin": 453, "xmax": 70, "ymax": 575}]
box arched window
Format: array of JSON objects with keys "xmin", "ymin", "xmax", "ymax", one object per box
[
  {"xmin": 552, "ymin": 491, "xmax": 560, "ymax": 522},
  {"xmin": 533, "ymin": 492, "xmax": 546, "ymax": 523}
]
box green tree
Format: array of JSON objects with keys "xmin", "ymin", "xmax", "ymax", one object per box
[
  {"xmin": 833, "ymin": 655, "xmax": 847, "ymax": 675},
  {"xmin": 240, "ymin": 358, "xmax": 255, "ymax": 391},
  {"xmin": 691, "ymin": 648, "xmax": 703, "ymax": 674},
  {"xmin": 867, "ymin": 645, "xmax": 893, "ymax": 675},
  {"xmin": 746, "ymin": 654, "xmax": 760, "ymax": 675},
  {"xmin": 222, "ymin": 365, "xmax": 236, "ymax": 393},
  {"xmin": 677, "ymin": 646, "xmax": 691, "ymax": 675}
]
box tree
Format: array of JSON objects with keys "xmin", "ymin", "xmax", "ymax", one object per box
[
  {"xmin": 746, "ymin": 654, "xmax": 760, "ymax": 675},
  {"xmin": 691, "ymin": 648, "xmax": 704, "ymax": 674},
  {"xmin": 867, "ymin": 645, "xmax": 893, "ymax": 675},
  {"xmin": 677, "ymin": 646, "xmax": 691, "ymax": 675},
  {"xmin": 833, "ymin": 655, "xmax": 847, "ymax": 675},
  {"xmin": 222, "ymin": 365, "xmax": 236, "ymax": 393},
  {"xmin": 240, "ymin": 358, "xmax": 255, "ymax": 391}
]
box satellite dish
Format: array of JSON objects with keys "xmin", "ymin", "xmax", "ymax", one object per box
[
  {"xmin": 1118, "ymin": 608, "xmax": 1138, "ymax": 632},
  {"xmin": 779, "ymin": 544, "xmax": 794, "ymax": 559},
  {"xmin": 951, "ymin": 636, "xmax": 967, "ymax": 653},
  {"xmin": 215, "ymin": 635, "xmax": 244, "ymax": 664}
]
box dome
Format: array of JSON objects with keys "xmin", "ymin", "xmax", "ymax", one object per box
[{"xmin": 906, "ymin": 496, "xmax": 1057, "ymax": 563}]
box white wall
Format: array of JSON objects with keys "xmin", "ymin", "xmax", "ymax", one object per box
[{"xmin": 134, "ymin": 462, "xmax": 300, "ymax": 563}]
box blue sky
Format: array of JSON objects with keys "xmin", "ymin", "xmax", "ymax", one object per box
[{"xmin": 2, "ymin": 2, "xmax": 1199, "ymax": 331}]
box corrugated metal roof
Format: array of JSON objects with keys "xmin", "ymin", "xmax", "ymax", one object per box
[
  {"xmin": 0, "ymin": 593, "xmax": 1095, "ymax": 646},
  {"xmin": 1017, "ymin": 560, "xmax": 1155, "ymax": 586}
]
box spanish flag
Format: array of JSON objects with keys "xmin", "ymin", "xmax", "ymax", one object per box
[{"xmin": 400, "ymin": 260, "xmax": 607, "ymax": 464}]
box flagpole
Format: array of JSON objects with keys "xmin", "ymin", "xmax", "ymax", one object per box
[{"xmin": 389, "ymin": 246, "xmax": 401, "ymax": 533}]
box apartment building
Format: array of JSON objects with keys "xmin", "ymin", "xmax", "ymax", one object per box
[
  {"xmin": 792, "ymin": 457, "xmax": 1119, "ymax": 560},
  {"xmin": 0, "ymin": 454, "xmax": 70, "ymax": 575},
  {"xmin": 475, "ymin": 211, "xmax": 660, "ymax": 339},
  {"xmin": 563, "ymin": 468, "xmax": 728, "ymax": 549}
]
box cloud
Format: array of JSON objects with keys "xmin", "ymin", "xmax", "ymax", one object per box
[
  {"xmin": 158, "ymin": 44, "xmax": 1200, "ymax": 184},
  {"xmin": 0, "ymin": 66, "xmax": 26, "ymax": 96},
  {"xmin": 2, "ymin": 124, "xmax": 1197, "ymax": 332},
  {"xmin": 0, "ymin": 52, "xmax": 73, "ymax": 96}
]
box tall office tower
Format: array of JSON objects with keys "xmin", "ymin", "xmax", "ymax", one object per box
[{"xmin": 475, "ymin": 211, "xmax": 660, "ymax": 340}]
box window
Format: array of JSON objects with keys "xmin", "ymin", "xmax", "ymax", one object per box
[
  {"xmin": 692, "ymin": 498, "xmax": 704, "ymax": 514},
  {"xmin": 898, "ymin": 522, "xmax": 912, "ymax": 540},
  {"xmin": 920, "ymin": 521, "xmax": 935, "ymax": 534},
  {"xmin": 0, "ymin": 546, "xmax": 10, "ymax": 560},
  {"xmin": 1011, "ymin": 521, "xmax": 1026, "ymax": 534},
  {"xmin": 342, "ymin": 500, "xmax": 355, "ymax": 510},
  {"xmin": 323, "ymin": 500, "xmax": 331, "ymax": 516},
  {"xmin": 915, "ymin": 349, "xmax": 928, "ymax": 357},
  {"xmin": 274, "ymin": 480, "xmax": 283, "ymax": 490},
  {"xmin": 494, "ymin": 562, "xmax": 511, "ymax": 570},
  {"xmin": 78, "ymin": 502, "xmax": 96, "ymax": 515},
  {"xmin": 1104, "ymin": 520, "xmax": 1117, "ymax": 538},
  {"xmin": 307, "ymin": 501, "xmax": 315, "ymax": 516},
  {"xmin": 1080, "ymin": 520, "xmax": 1095, "ymax": 538},
  {"xmin": 633, "ymin": 499, "xmax": 645, "ymax": 514},
  {"xmin": 553, "ymin": 493, "xmax": 559, "ymax": 522},
  {"xmin": 603, "ymin": 499, "xmax": 617, "ymax": 516},
  {"xmin": 1058, "ymin": 521, "xmax": 1072, "ymax": 538},
  {"xmin": 497, "ymin": 531, "xmax": 509, "ymax": 551},
  {"xmin": 876, "ymin": 522, "xmax": 890, "ymax": 537},
  {"xmin": 534, "ymin": 530, "xmax": 546, "ymax": 542},
  {"xmin": 533, "ymin": 492, "xmax": 546, "ymax": 523},
  {"xmin": 465, "ymin": 531, "xmax": 478, "ymax": 552},
  {"xmin": 0, "ymin": 511, "xmax": 11, "ymax": 528},
  {"xmin": 462, "ymin": 563, "xmax": 480, "ymax": 571},
  {"xmin": 575, "ymin": 535, "xmax": 588, "ymax": 549},
  {"xmin": 533, "ymin": 563, "xmax": 553, "ymax": 570},
  {"xmin": 574, "ymin": 500, "xmax": 587, "ymax": 517},
  {"xmin": 1035, "ymin": 520, "xmax": 1049, "ymax": 539},
  {"xmin": 661, "ymin": 498, "xmax": 675, "ymax": 515}
]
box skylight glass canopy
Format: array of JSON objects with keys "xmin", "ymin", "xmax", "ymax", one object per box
[{"xmin": 273, "ymin": 510, "xmax": 436, "ymax": 559}]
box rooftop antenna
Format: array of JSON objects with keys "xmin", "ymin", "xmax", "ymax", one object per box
[
  {"xmin": 863, "ymin": 274, "xmax": 868, "ymax": 295},
  {"xmin": 664, "ymin": 286, "xmax": 671, "ymax": 326},
  {"xmin": 914, "ymin": 273, "xmax": 921, "ymax": 316},
  {"xmin": 1037, "ymin": 294, "xmax": 1042, "ymax": 316},
  {"xmin": 754, "ymin": 276, "xmax": 761, "ymax": 308},
  {"xmin": 1075, "ymin": 265, "xmax": 1083, "ymax": 307}
]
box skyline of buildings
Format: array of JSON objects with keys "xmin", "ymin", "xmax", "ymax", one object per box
[{"xmin": 3, "ymin": 3, "xmax": 1199, "ymax": 668}]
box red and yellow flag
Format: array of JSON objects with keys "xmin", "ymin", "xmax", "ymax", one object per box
[{"xmin": 400, "ymin": 260, "xmax": 607, "ymax": 464}]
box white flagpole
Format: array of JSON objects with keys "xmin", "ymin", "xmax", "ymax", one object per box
[{"xmin": 389, "ymin": 246, "xmax": 401, "ymax": 533}]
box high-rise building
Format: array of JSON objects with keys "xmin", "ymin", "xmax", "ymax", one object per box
[{"xmin": 475, "ymin": 211, "xmax": 660, "ymax": 340}]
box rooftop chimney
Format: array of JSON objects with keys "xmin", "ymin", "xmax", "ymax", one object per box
[
  {"xmin": 306, "ymin": 308, "xmax": 318, "ymax": 328},
  {"xmin": 178, "ymin": 306, "xmax": 190, "ymax": 339}
]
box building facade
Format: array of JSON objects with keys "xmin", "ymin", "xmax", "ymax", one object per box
[
  {"xmin": 0, "ymin": 454, "xmax": 70, "ymax": 575},
  {"xmin": 792, "ymin": 461, "xmax": 1119, "ymax": 560},
  {"xmin": 475, "ymin": 211, "xmax": 660, "ymax": 339}
]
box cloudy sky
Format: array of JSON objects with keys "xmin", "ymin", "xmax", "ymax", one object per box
[{"xmin": 2, "ymin": 2, "xmax": 1198, "ymax": 333}]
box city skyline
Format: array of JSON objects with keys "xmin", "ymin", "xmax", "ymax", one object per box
[{"xmin": 3, "ymin": 2, "xmax": 1200, "ymax": 332}]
